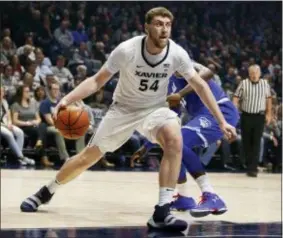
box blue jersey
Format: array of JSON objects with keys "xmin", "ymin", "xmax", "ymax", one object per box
[{"xmin": 168, "ymin": 75, "xmax": 228, "ymax": 117}]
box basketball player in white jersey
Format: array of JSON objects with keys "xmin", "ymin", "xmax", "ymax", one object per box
[{"xmin": 21, "ymin": 7, "xmax": 236, "ymax": 231}]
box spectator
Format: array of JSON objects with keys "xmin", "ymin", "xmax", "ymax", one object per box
[
  {"xmin": 21, "ymin": 61, "xmax": 38, "ymax": 90},
  {"xmin": 54, "ymin": 20, "xmax": 74, "ymax": 50},
  {"xmin": 132, "ymin": 23, "xmax": 144, "ymax": 37},
  {"xmin": 16, "ymin": 34, "xmax": 35, "ymax": 56},
  {"xmin": 1, "ymin": 64, "xmax": 19, "ymax": 102},
  {"xmin": 51, "ymin": 55, "xmax": 74, "ymax": 92},
  {"xmin": 39, "ymin": 82, "xmax": 85, "ymax": 161},
  {"xmin": 72, "ymin": 21, "xmax": 89, "ymax": 47},
  {"xmin": 34, "ymin": 48, "xmax": 53, "ymax": 86},
  {"xmin": 18, "ymin": 45, "xmax": 35, "ymax": 69},
  {"xmin": 224, "ymin": 67, "xmax": 236, "ymax": 86},
  {"xmin": 93, "ymin": 42, "xmax": 106, "ymax": 64},
  {"xmin": 0, "ymin": 86, "xmax": 35, "ymax": 165},
  {"xmin": 1, "ymin": 36, "xmax": 16, "ymax": 59},
  {"xmin": 34, "ymin": 86, "xmax": 46, "ymax": 103},
  {"xmin": 34, "ymin": 47, "xmax": 52, "ymax": 67},
  {"xmin": 11, "ymin": 85, "xmax": 53, "ymax": 167},
  {"xmin": 10, "ymin": 54, "xmax": 24, "ymax": 80},
  {"xmin": 208, "ymin": 64, "xmax": 222, "ymax": 87}
]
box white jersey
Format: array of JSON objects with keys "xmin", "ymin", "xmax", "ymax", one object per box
[{"xmin": 104, "ymin": 36, "xmax": 196, "ymax": 109}]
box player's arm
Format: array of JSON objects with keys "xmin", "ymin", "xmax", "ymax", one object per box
[
  {"xmin": 54, "ymin": 43, "xmax": 125, "ymax": 119},
  {"xmin": 176, "ymin": 47, "xmax": 236, "ymax": 139},
  {"xmin": 60, "ymin": 68, "xmax": 113, "ymax": 107},
  {"xmin": 188, "ymin": 72, "xmax": 226, "ymax": 125},
  {"xmin": 178, "ymin": 62, "xmax": 214, "ymax": 98}
]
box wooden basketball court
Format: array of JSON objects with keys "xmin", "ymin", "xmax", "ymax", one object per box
[{"xmin": 1, "ymin": 169, "xmax": 281, "ymax": 229}]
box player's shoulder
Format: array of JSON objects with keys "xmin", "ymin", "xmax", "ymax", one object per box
[
  {"xmin": 168, "ymin": 39, "xmax": 189, "ymax": 59},
  {"xmin": 169, "ymin": 39, "xmax": 186, "ymax": 53},
  {"xmin": 111, "ymin": 36, "xmax": 143, "ymax": 62},
  {"xmin": 115, "ymin": 36, "xmax": 144, "ymax": 52}
]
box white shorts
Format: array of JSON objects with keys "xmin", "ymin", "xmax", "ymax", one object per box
[{"xmin": 88, "ymin": 102, "xmax": 179, "ymax": 153}]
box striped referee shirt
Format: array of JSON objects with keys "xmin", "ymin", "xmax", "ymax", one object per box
[{"xmin": 234, "ymin": 78, "xmax": 271, "ymax": 113}]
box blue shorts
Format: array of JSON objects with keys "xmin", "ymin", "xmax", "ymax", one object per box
[{"xmin": 182, "ymin": 101, "xmax": 239, "ymax": 148}]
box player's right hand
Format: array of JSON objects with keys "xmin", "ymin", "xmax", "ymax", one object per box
[
  {"xmin": 167, "ymin": 93, "xmax": 182, "ymax": 108},
  {"xmin": 219, "ymin": 122, "xmax": 237, "ymax": 142},
  {"xmin": 53, "ymin": 99, "xmax": 68, "ymax": 121}
]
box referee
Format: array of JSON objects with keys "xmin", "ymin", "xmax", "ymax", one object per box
[{"xmin": 233, "ymin": 65, "xmax": 272, "ymax": 177}]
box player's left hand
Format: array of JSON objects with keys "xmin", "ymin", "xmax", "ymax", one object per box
[
  {"xmin": 167, "ymin": 93, "xmax": 182, "ymax": 108},
  {"xmin": 220, "ymin": 122, "xmax": 237, "ymax": 142}
]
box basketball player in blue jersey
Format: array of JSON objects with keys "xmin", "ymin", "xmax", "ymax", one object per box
[{"xmin": 132, "ymin": 62, "xmax": 239, "ymax": 217}]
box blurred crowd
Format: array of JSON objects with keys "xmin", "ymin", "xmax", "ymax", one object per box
[{"xmin": 0, "ymin": 2, "xmax": 281, "ymax": 171}]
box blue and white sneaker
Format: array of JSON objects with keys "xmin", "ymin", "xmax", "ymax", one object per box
[
  {"xmin": 147, "ymin": 204, "xmax": 188, "ymax": 232},
  {"xmin": 190, "ymin": 192, "xmax": 227, "ymax": 217},
  {"xmin": 170, "ymin": 194, "xmax": 196, "ymax": 211},
  {"xmin": 20, "ymin": 186, "xmax": 53, "ymax": 212}
]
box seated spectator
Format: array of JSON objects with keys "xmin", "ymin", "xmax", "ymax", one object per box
[
  {"xmin": 54, "ymin": 20, "xmax": 74, "ymax": 50},
  {"xmin": 34, "ymin": 48, "xmax": 53, "ymax": 86},
  {"xmin": 16, "ymin": 34, "xmax": 35, "ymax": 57},
  {"xmin": 21, "ymin": 60, "xmax": 38, "ymax": 91},
  {"xmin": 224, "ymin": 67, "xmax": 236, "ymax": 86},
  {"xmin": 0, "ymin": 86, "xmax": 35, "ymax": 165},
  {"xmin": 51, "ymin": 55, "xmax": 74, "ymax": 93},
  {"xmin": 72, "ymin": 21, "xmax": 88, "ymax": 47},
  {"xmin": 72, "ymin": 42, "xmax": 92, "ymax": 63},
  {"xmin": 39, "ymin": 82, "xmax": 85, "ymax": 161},
  {"xmin": 76, "ymin": 64, "xmax": 87, "ymax": 80},
  {"xmin": 18, "ymin": 45, "xmax": 35, "ymax": 70},
  {"xmin": 11, "ymin": 85, "xmax": 53, "ymax": 167},
  {"xmin": 208, "ymin": 64, "xmax": 222, "ymax": 87},
  {"xmin": 34, "ymin": 47, "xmax": 52, "ymax": 67},
  {"xmin": 1, "ymin": 36, "xmax": 17, "ymax": 59},
  {"xmin": 34, "ymin": 86, "xmax": 46, "ymax": 103},
  {"xmin": 1, "ymin": 64, "xmax": 19, "ymax": 103},
  {"xmin": 93, "ymin": 42, "xmax": 106, "ymax": 64},
  {"xmin": 10, "ymin": 54, "xmax": 24, "ymax": 81}
]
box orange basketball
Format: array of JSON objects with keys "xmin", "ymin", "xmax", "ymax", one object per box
[{"xmin": 55, "ymin": 106, "xmax": 89, "ymax": 140}]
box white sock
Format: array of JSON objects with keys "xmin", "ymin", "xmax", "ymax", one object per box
[
  {"xmin": 158, "ymin": 187, "xmax": 174, "ymax": 206},
  {"xmin": 47, "ymin": 179, "xmax": 60, "ymax": 194},
  {"xmin": 195, "ymin": 174, "xmax": 214, "ymax": 193},
  {"xmin": 176, "ymin": 182, "xmax": 191, "ymax": 197}
]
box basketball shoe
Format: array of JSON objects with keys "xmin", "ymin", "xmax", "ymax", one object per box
[
  {"xmin": 189, "ymin": 192, "xmax": 227, "ymax": 217},
  {"xmin": 20, "ymin": 186, "xmax": 53, "ymax": 212},
  {"xmin": 147, "ymin": 203, "xmax": 188, "ymax": 231},
  {"xmin": 170, "ymin": 194, "xmax": 196, "ymax": 211}
]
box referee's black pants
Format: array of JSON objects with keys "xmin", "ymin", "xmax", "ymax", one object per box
[{"xmin": 240, "ymin": 111, "xmax": 265, "ymax": 173}]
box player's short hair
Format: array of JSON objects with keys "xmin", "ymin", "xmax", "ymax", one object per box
[{"xmin": 145, "ymin": 7, "xmax": 174, "ymax": 24}]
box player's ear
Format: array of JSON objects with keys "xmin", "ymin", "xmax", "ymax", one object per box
[{"xmin": 144, "ymin": 23, "xmax": 149, "ymax": 34}]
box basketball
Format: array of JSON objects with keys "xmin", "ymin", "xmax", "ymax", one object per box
[{"xmin": 54, "ymin": 106, "xmax": 90, "ymax": 140}]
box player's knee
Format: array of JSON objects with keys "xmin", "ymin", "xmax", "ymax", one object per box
[{"xmin": 158, "ymin": 121, "xmax": 182, "ymax": 155}]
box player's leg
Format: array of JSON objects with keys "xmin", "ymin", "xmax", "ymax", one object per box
[
  {"xmin": 140, "ymin": 108, "xmax": 188, "ymax": 231},
  {"xmin": 20, "ymin": 106, "xmax": 135, "ymax": 212},
  {"xmin": 180, "ymin": 126, "xmax": 227, "ymax": 217},
  {"xmin": 20, "ymin": 145, "xmax": 104, "ymax": 212}
]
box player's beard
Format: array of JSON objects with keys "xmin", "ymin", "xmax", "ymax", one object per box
[{"xmin": 148, "ymin": 31, "xmax": 168, "ymax": 49}]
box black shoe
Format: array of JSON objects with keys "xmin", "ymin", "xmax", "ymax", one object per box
[
  {"xmin": 246, "ymin": 171, "xmax": 258, "ymax": 177},
  {"xmin": 20, "ymin": 186, "xmax": 54, "ymax": 212},
  {"xmin": 147, "ymin": 204, "xmax": 188, "ymax": 232}
]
